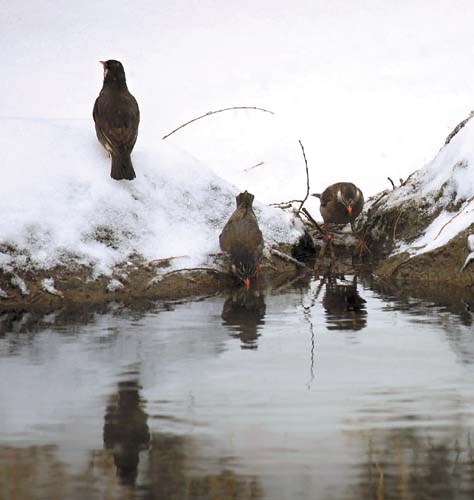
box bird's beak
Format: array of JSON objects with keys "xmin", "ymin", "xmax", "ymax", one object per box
[
  {"xmin": 244, "ymin": 277, "xmax": 251, "ymax": 289},
  {"xmin": 99, "ymin": 61, "xmax": 106, "ymax": 66},
  {"xmin": 347, "ymin": 205, "xmax": 353, "ymax": 215}
]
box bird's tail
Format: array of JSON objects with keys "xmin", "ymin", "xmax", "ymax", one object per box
[{"xmin": 111, "ymin": 153, "xmax": 136, "ymax": 181}]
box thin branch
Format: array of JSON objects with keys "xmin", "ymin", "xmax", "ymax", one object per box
[
  {"xmin": 147, "ymin": 267, "xmax": 230, "ymax": 288},
  {"xmin": 298, "ymin": 140, "xmax": 310, "ymax": 212},
  {"xmin": 243, "ymin": 161, "xmax": 265, "ymax": 172},
  {"xmin": 145, "ymin": 255, "xmax": 189, "ymax": 266},
  {"xmin": 393, "ymin": 211, "xmax": 402, "ymax": 243},
  {"xmin": 269, "ymin": 199, "xmax": 303, "ymax": 207},
  {"xmin": 160, "ymin": 267, "xmax": 229, "ymax": 279},
  {"xmin": 371, "ymin": 190, "xmax": 390, "ymax": 209},
  {"xmin": 268, "ymin": 246, "xmax": 313, "ymax": 271},
  {"xmin": 387, "ymin": 177, "xmax": 396, "ymax": 190},
  {"xmin": 162, "ymin": 106, "xmax": 275, "ymax": 140},
  {"xmin": 434, "ymin": 195, "xmax": 474, "ymax": 241},
  {"xmin": 301, "ymin": 208, "xmax": 325, "ymax": 236}
]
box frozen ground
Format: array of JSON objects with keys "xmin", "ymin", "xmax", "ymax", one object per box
[{"xmin": 2, "ymin": 0, "xmax": 474, "ymax": 272}]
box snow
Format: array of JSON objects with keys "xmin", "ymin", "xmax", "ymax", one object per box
[
  {"xmin": 3, "ymin": 0, "xmax": 474, "ymax": 272},
  {"xmin": 0, "ymin": 118, "xmax": 302, "ymax": 274},
  {"xmin": 381, "ymin": 116, "xmax": 474, "ymax": 257},
  {"xmin": 41, "ymin": 278, "xmax": 63, "ymax": 297}
]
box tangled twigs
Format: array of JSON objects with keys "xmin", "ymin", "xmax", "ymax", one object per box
[
  {"xmin": 298, "ymin": 140, "xmax": 310, "ymax": 212},
  {"xmin": 162, "ymin": 106, "xmax": 275, "ymax": 140}
]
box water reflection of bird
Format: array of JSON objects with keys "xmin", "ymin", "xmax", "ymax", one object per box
[
  {"xmin": 322, "ymin": 278, "xmax": 367, "ymax": 331},
  {"xmin": 93, "ymin": 60, "xmax": 140, "ymax": 180},
  {"xmin": 460, "ymin": 234, "xmax": 474, "ymax": 271},
  {"xmin": 221, "ymin": 289, "xmax": 266, "ymax": 349},
  {"xmin": 219, "ymin": 191, "xmax": 264, "ymax": 288},
  {"xmin": 103, "ymin": 379, "xmax": 150, "ymax": 486}
]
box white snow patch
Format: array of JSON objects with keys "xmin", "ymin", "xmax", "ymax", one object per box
[
  {"xmin": 0, "ymin": 288, "xmax": 8, "ymax": 299},
  {"xmin": 106, "ymin": 279, "xmax": 125, "ymax": 292},
  {"xmin": 384, "ymin": 117, "xmax": 474, "ymax": 257},
  {"xmin": 41, "ymin": 278, "xmax": 63, "ymax": 297},
  {"xmin": 11, "ymin": 275, "xmax": 29, "ymax": 296},
  {"xmin": 0, "ymin": 119, "xmax": 303, "ymax": 275}
]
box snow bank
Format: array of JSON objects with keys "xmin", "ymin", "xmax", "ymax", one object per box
[
  {"xmin": 0, "ymin": 118, "xmax": 302, "ymax": 275},
  {"xmin": 380, "ymin": 115, "xmax": 474, "ymax": 256}
]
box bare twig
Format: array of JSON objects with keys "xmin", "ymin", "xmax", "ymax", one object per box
[
  {"xmin": 434, "ymin": 195, "xmax": 474, "ymax": 241},
  {"xmin": 393, "ymin": 211, "xmax": 402, "ymax": 243},
  {"xmin": 371, "ymin": 190, "xmax": 390, "ymax": 209},
  {"xmin": 298, "ymin": 140, "xmax": 311, "ymax": 212},
  {"xmin": 269, "ymin": 199, "xmax": 303, "ymax": 207},
  {"xmin": 268, "ymin": 246, "xmax": 313, "ymax": 271},
  {"xmin": 146, "ymin": 255, "xmax": 189, "ymax": 266},
  {"xmin": 243, "ymin": 161, "xmax": 265, "ymax": 172},
  {"xmin": 162, "ymin": 106, "xmax": 275, "ymax": 140},
  {"xmin": 387, "ymin": 177, "xmax": 396, "ymax": 190},
  {"xmin": 147, "ymin": 267, "xmax": 230, "ymax": 288},
  {"xmin": 301, "ymin": 208, "xmax": 325, "ymax": 236}
]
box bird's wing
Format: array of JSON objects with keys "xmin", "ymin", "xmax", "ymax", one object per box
[{"xmin": 93, "ymin": 93, "xmax": 139, "ymax": 153}]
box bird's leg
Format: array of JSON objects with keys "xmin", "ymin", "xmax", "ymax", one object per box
[{"xmin": 351, "ymin": 222, "xmax": 365, "ymax": 259}]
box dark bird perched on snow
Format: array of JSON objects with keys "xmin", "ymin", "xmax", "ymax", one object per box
[
  {"xmin": 460, "ymin": 234, "xmax": 474, "ymax": 272},
  {"xmin": 219, "ymin": 191, "xmax": 264, "ymax": 289},
  {"xmin": 93, "ymin": 60, "xmax": 140, "ymax": 180},
  {"xmin": 312, "ymin": 182, "xmax": 364, "ymax": 230}
]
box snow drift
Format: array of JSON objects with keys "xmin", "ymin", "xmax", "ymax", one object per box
[{"xmin": 0, "ymin": 118, "xmax": 302, "ymax": 275}]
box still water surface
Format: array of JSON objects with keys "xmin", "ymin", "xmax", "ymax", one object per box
[{"xmin": 1, "ymin": 278, "xmax": 474, "ymax": 499}]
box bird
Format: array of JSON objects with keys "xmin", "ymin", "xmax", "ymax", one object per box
[
  {"xmin": 460, "ymin": 234, "xmax": 474, "ymax": 272},
  {"xmin": 312, "ymin": 182, "xmax": 364, "ymax": 230},
  {"xmin": 93, "ymin": 60, "xmax": 140, "ymax": 180},
  {"xmin": 219, "ymin": 191, "xmax": 264, "ymax": 288}
]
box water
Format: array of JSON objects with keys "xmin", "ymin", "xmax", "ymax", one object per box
[{"xmin": 1, "ymin": 277, "xmax": 474, "ymax": 499}]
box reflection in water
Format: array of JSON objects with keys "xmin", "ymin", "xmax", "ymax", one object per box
[
  {"xmin": 146, "ymin": 433, "xmax": 262, "ymax": 499},
  {"xmin": 103, "ymin": 379, "xmax": 150, "ymax": 486},
  {"xmin": 221, "ymin": 290, "xmax": 266, "ymax": 349},
  {"xmin": 353, "ymin": 428, "xmax": 474, "ymax": 500},
  {"xmin": 322, "ymin": 276, "xmax": 367, "ymax": 331},
  {"xmin": 2, "ymin": 284, "xmax": 474, "ymax": 499}
]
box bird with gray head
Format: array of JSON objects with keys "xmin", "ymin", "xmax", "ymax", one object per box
[
  {"xmin": 460, "ymin": 234, "xmax": 474, "ymax": 272},
  {"xmin": 93, "ymin": 60, "xmax": 140, "ymax": 180},
  {"xmin": 219, "ymin": 191, "xmax": 264, "ymax": 289},
  {"xmin": 312, "ymin": 182, "xmax": 364, "ymax": 229}
]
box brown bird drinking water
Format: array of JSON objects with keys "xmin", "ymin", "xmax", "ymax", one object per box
[
  {"xmin": 93, "ymin": 60, "xmax": 140, "ymax": 180},
  {"xmin": 219, "ymin": 191, "xmax": 264, "ymax": 289}
]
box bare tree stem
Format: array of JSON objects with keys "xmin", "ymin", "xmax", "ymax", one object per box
[
  {"xmin": 298, "ymin": 140, "xmax": 310, "ymax": 212},
  {"xmin": 162, "ymin": 106, "xmax": 275, "ymax": 140}
]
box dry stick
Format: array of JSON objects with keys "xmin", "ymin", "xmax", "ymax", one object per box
[
  {"xmin": 387, "ymin": 177, "xmax": 396, "ymax": 190},
  {"xmin": 392, "ymin": 211, "xmax": 402, "ymax": 243},
  {"xmin": 268, "ymin": 246, "xmax": 313, "ymax": 271},
  {"xmin": 160, "ymin": 267, "xmax": 230, "ymax": 279},
  {"xmin": 146, "ymin": 255, "xmax": 189, "ymax": 266},
  {"xmin": 162, "ymin": 106, "xmax": 275, "ymax": 140},
  {"xmin": 434, "ymin": 194, "xmax": 474, "ymax": 241},
  {"xmin": 243, "ymin": 161, "xmax": 265, "ymax": 172},
  {"xmin": 269, "ymin": 199, "xmax": 303, "ymax": 207},
  {"xmin": 301, "ymin": 208, "xmax": 325, "ymax": 236},
  {"xmin": 298, "ymin": 140, "xmax": 310, "ymax": 212}
]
